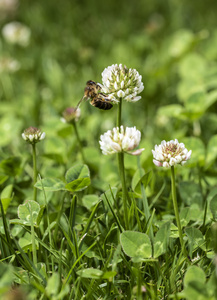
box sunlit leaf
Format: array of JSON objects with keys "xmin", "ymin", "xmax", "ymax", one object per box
[
  {"xmin": 18, "ymin": 200, "xmax": 40, "ymax": 226},
  {"xmin": 19, "ymin": 232, "xmax": 38, "ymax": 251},
  {"xmin": 206, "ymin": 135, "xmax": 217, "ymax": 166},
  {"xmin": 0, "ymin": 262, "xmax": 14, "ymax": 291},
  {"xmin": 77, "ymin": 268, "xmax": 103, "ymax": 279},
  {"xmin": 65, "ymin": 164, "xmax": 90, "ymax": 183},
  {"xmin": 65, "ymin": 177, "xmax": 90, "ymax": 192},
  {"xmin": 35, "ymin": 178, "xmax": 66, "ymax": 191},
  {"xmin": 157, "ymin": 104, "xmax": 184, "ymax": 119},
  {"xmin": 82, "ymin": 194, "xmax": 99, "ymax": 210},
  {"xmin": 1, "ymin": 184, "xmax": 13, "ymax": 212},
  {"xmin": 168, "ymin": 29, "xmax": 194, "ymax": 58},
  {"xmin": 120, "ymin": 231, "xmax": 152, "ymax": 260},
  {"xmin": 45, "ymin": 272, "xmax": 60, "ymax": 296},
  {"xmin": 154, "ymin": 221, "xmax": 170, "ymax": 257},
  {"xmin": 183, "ymin": 266, "xmax": 208, "ymax": 300},
  {"xmin": 177, "ymin": 79, "xmax": 205, "ymax": 103},
  {"xmin": 178, "ymin": 53, "xmax": 207, "ymax": 80}
]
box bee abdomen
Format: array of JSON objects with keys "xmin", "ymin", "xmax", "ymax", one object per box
[
  {"xmin": 91, "ymin": 97, "xmax": 113, "ymax": 110},
  {"xmin": 99, "ymin": 102, "xmax": 113, "ymax": 110}
]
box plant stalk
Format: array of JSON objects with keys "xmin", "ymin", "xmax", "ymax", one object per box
[
  {"xmin": 29, "ymin": 203, "xmax": 37, "ymax": 266},
  {"xmin": 171, "ymin": 166, "xmax": 188, "ymax": 260},
  {"xmin": 32, "ymin": 143, "xmax": 37, "ymax": 202},
  {"xmin": 116, "ymin": 98, "xmax": 129, "ymax": 229},
  {"xmin": 117, "ymin": 97, "xmax": 122, "ymax": 128},
  {"xmin": 40, "ymin": 175, "xmax": 54, "ymax": 273},
  {"xmin": 72, "ymin": 121, "xmax": 85, "ymax": 162},
  {"xmin": 118, "ymin": 152, "xmax": 129, "ymax": 230}
]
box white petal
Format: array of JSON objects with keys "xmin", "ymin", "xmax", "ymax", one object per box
[
  {"xmin": 111, "ymin": 142, "xmax": 121, "ymax": 152},
  {"xmin": 117, "ymin": 90, "xmax": 125, "ymax": 98},
  {"xmin": 128, "ymin": 148, "xmax": 145, "ymax": 156},
  {"xmin": 169, "ymin": 157, "xmax": 177, "ymax": 166},
  {"xmin": 163, "ymin": 162, "xmax": 170, "ymax": 168},
  {"xmin": 131, "ymin": 96, "xmax": 141, "ymax": 102},
  {"xmin": 40, "ymin": 132, "xmax": 46, "ymax": 140},
  {"xmin": 153, "ymin": 159, "xmax": 163, "ymax": 167},
  {"xmin": 186, "ymin": 150, "xmax": 192, "ymax": 160},
  {"xmin": 22, "ymin": 133, "xmax": 27, "ymax": 140}
]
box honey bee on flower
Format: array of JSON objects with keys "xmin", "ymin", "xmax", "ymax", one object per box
[
  {"xmin": 101, "ymin": 64, "xmax": 144, "ymax": 103},
  {"xmin": 75, "ymin": 80, "xmax": 113, "ymax": 111}
]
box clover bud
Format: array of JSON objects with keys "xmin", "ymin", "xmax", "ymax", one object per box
[{"xmin": 61, "ymin": 107, "xmax": 81, "ymax": 124}]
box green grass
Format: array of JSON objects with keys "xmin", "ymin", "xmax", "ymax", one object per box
[{"xmin": 1, "ymin": 0, "xmax": 217, "ymax": 299}]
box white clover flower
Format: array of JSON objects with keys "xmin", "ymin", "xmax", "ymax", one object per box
[
  {"xmin": 152, "ymin": 139, "xmax": 192, "ymax": 167},
  {"xmin": 0, "ymin": 0, "xmax": 18, "ymax": 12},
  {"xmin": 22, "ymin": 127, "xmax": 45, "ymax": 144},
  {"xmin": 191, "ymin": 252, "xmax": 200, "ymax": 263},
  {"xmin": 61, "ymin": 107, "xmax": 81, "ymax": 124},
  {"xmin": 2, "ymin": 21, "xmax": 31, "ymax": 46},
  {"xmin": 101, "ymin": 64, "xmax": 144, "ymax": 103},
  {"xmin": 99, "ymin": 125, "xmax": 144, "ymax": 155},
  {"xmin": 0, "ymin": 56, "xmax": 20, "ymax": 73}
]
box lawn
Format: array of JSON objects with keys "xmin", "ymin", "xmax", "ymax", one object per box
[{"xmin": 1, "ymin": 0, "xmax": 217, "ymax": 299}]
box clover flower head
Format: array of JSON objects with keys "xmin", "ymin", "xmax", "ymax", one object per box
[
  {"xmin": 0, "ymin": 0, "xmax": 18, "ymax": 13},
  {"xmin": 2, "ymin": 21, "xmax": 31, "ymax": 46},
  {"xmin": 152, "ymin": 139, "xmax": 192, "ymax": 167},
  {"xmin": 0, "ymin": 56, "xmax": 20, "ymax": 73},
  {"xmin": 101, "ymin": 64, "xmax": 144, "ymax": 103},
  {"xmin": 99, "ymin": 125, "xmax": 144, "ymax": 155},
  {"xmin": 22, "ymin": 127, "xmax": 45, "ymax": 144},
  {"xmin": 61, "ymin": 107, "xmax": 81, "ymax": 123}
]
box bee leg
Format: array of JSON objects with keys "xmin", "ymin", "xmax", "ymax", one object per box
[{"xmin": 75, "ymin": 96, "xmax": 86, "ymax": 111}]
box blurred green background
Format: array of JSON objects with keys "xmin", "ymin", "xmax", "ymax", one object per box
[
  {"xmin": 1, "ymin": 0, "xmax": 217, "ymax": 182},
  {"xmin": 1, "ymin": 2, "xmax": 217, "ymax": 298}
]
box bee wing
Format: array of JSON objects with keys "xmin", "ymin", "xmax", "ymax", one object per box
[
  {"xmin": 98, "ymin": 93, "xmax": 111, "ymax": 101},
  {"xmin": 96, "ymin": 82, "xmax": 103, "ymax": 90}
]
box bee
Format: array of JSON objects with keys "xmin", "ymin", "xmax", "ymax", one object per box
[
  {"xmin": 84, "ymin": 80, "xmax": 101, "ymax": 98},
  {"xmin": 90, "ymin": 93, "xmax": 113, "ymax": 110},
  {"xmin": 75, "ymin": 80, "xmax": 113, "ymax": 111}
]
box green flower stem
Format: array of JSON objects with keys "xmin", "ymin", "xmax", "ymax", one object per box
[
  {"xmin": 72, "ymin": 121, "xmax": 85, "ymax": 162},
  {"xmin": 116, "ymin": 98, "xmax": 129, "ymax": 229},
  {"xmin": 40, "ymin": 176, "xmax": 54, "ymax": 273},
  {"xmin": 29, "ymin": 203, "xmax": 37, "ymax": 266},
  {"xmin": 171, "ymin": 166, "xmax": 188, "ymax": 260},
  {"xmin": 117, "ymin": 97, "xmax": 122, "ymax": 128},
  {"xmin": 117, "ymin": 152, "xmax": 129, "ymax": 230},
  {"xmin": 32, "ymin": 143, "xmax": 37, "ymax": 202}
]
